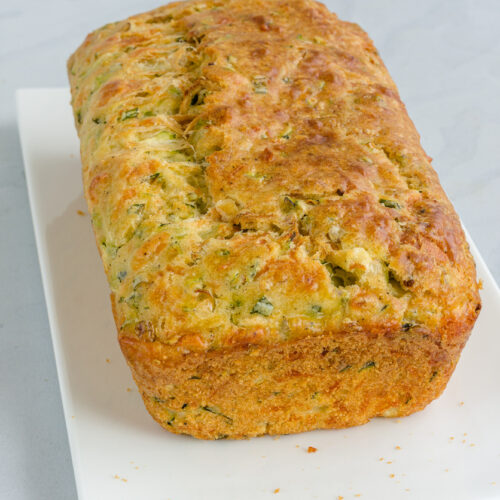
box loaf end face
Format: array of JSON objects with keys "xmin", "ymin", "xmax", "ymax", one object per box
[{"xmin": 119, "ymin": 329, "xmax": 462, "ymax": 439}]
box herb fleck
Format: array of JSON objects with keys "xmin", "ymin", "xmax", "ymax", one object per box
[
  {"xmin": 310, "ymin": 304, "xmax": 323, "ymax": 316},
  {"xmin": 253, "ymin": 75, "xmax": 268, "ymax": 94},
  {"xmin": 379, "ymin": 199, "xmax": 401, "ymax": 209},
  {"xmin": 201, "ymin": 405, "xmax": 233, "ymax": 423},
  {"xmin": 251, "ymin": 296, "xmax": 274, "ymax": 317},
  {"xmin": 120, "ymin": 108, "xmax": 139, "ymax": 120},
  {"xmin": 359, "ymin": 361, "xmax": 376, "ymax": 372},
  {"xmin": 282, "ymin": 196, "xmax": 297, "ymax": 212},
  {"xmin": 128, "ymin": 203, "xmax": 145, "ymax": 215},
  {"xmin": 168, "ymin": 86, "xmax": 182, "ymax": 97}
]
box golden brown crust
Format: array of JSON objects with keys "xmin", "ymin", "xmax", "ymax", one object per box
[
  {"xmin": 119, "ymin": 327, "xmax": 461, "ymax": 439},
  {"xmin": 69, "ymin": 0, "xmax": 480, "ymax": 438}
]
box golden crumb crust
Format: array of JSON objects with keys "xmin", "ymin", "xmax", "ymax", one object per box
[{"xmin": 68, "ymin": 0, "xmax": 481, "ymax": 438}]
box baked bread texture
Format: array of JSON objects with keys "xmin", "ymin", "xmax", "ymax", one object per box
[{"xmin": 68, "ymin": 0, "xmax": 481, "ymax": 439}]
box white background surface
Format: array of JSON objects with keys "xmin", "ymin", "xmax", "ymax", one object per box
[{"xmin": 1, "ymin": 1, "xmax": 500, "ymax": 499}]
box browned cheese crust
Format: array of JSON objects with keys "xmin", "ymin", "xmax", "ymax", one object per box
[{"xmin": 68, "ymin": 0, "xmax": 481, "ymax": 439}]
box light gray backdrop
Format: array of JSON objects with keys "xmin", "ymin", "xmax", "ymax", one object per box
[{"xmin": 1, "ymin": 0, "xmax": 499, "ymax": 498}]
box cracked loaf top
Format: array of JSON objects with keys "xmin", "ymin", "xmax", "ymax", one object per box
[{"xmin": 68, "ymin": 0, "xmax": 480, "ymax": 353}]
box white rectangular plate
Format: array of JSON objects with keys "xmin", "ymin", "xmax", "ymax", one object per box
[{"xmin": 17, "ymin": 88, "xmax": 500, "ymax": 500}]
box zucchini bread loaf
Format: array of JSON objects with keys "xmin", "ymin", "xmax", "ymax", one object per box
[{"xmin": 68, "ymin": 0, "xmax": 481, "ymax": 439}]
